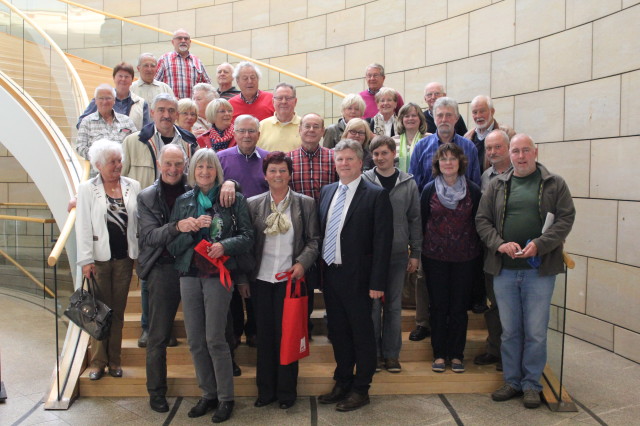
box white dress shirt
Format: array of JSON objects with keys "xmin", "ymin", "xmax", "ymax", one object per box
[{"xmin": 256, "ymin": 190, "xmax": 294, "ymax": 283}]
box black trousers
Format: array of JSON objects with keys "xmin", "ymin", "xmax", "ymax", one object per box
[
  {"xmin": 146, "ymin": 263, "xmax": 181, "ymax": 397},
  {"xmin": 323, "ymin": 266, "xmax": 376, "ymax": 394},
  {"xmin": 231, "ymin": 287, "xmax": 256, "ymax": 338},
  {"xmin": 424, "ymin": 256, "xmax": 477, "ymax": 361},
  {"xmin": 484, "ymin": 272, "xmax": 503, "ymax": 357},
  {"xmin": 250, "ymin": 280, "xmax": 298, "ymax": 402}
]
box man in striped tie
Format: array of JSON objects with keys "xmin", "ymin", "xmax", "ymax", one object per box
[{"xmin": 317, "ymin": 139, "xmax": 393, "ymax": 412}]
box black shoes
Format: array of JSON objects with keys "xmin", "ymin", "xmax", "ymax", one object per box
[
  {"xmin": 149, "ymin": 395, "xmax": 169, "ymax": 413},
  {"xmin": 318, "ymin": 385, "xmax": 349, "ymax": 404},
  {"xmin": 212, "ymin": 401, "xmax": 234, "ymax": 423},
  {"xmin": 472, "ymin": 303, "xmax": 489, "ymax": 314},
  {"xmin": 254, "ymin": 397, "xmax": 276, "ymax": 407},
  {"xmin": 474, "ymin": 352, "xmax": 501, "ymax": 365},
  {"xmin": 188, "ymin": 397, "xmax": 218, "ymax": 418},
  {"xmin": 232, "ymin": 361, "xmax": 242, "ymax": 377},
  {"xmin": 409, "ymin": 326, "xmax": 431, "ymax": 341},
  {"xmin": 245, "ymin": 335, "xmax": 257, "ymax": 348},
  {"xmin": 138, "ymin": 330, "xmax": 149, "ymax": 348},
  {"xmin": 279, "ymin": 400, "xmax": 295, "ymax": 409},
  {"xmin": 336, "ymin": 391, "xmax": 370, "ymax": 412},
  {"xmin": 167, "ymin": 335, "xmax": 178, "ymax": 347},
  {"xmin": 88, "ymin": 368, "xmax": 103, "ymax": 380},
  {"xmin": 108, "ymin": 367, "xmax": 123, "ymax": 378}
]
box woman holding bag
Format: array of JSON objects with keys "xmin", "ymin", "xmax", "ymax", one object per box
[
  {"xmin": 242, "ymin": 151, "xmax": 320, "ymax": 410},
  {"xmin": 168, "ymin": 149, "xmax": 253, "ymax": 423}
]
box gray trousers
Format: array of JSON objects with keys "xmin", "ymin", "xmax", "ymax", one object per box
[
  {"xmin": 180, "ymin": 276, "xmax": 234, "ymax": 401},
  {"xmin": 372, "ymin": 256, "xmax": 406, "ymax": 359},
  {"xmin": 484, "ymin": 273, "xmax": 502, "ymax": 357},
  {"xmin": 146, "ymin": 263, "xmax": 181, "ymax": 397}
]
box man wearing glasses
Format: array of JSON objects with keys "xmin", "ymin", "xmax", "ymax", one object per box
[
  {"xmin": 422, "ymin": 82, "xmax": 467, "ymax": 135},
  {"xmin": 359, "ymin": 63, "xmax": 404, "ymax": 119},
  {"xmin": 257, "ymin": 83, "xmax": 302, "ymax": 152},
  {"xmin": 155, "ymin": 29, "xmax": 211, "ymax": 99}
]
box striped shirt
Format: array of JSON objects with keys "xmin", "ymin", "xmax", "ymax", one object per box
[
  {"xmin": 76, "ymin": 111, "xmax": 136, "ymax": 160},
  {"xmin": 155, "ymin": 51, "xmax": 211, "ymax": 99},
  {"xmin": 288, "ymin": 145, "xmax": 337, "ymax": 202}
]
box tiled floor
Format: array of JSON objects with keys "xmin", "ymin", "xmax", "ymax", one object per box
[{"xmin": 1, "ymin": 288, "xmax": 637, "ymax": 425}]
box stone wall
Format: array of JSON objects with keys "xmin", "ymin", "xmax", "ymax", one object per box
[{"xmin": 59, "ymin": 0, "xmax": 640, "ymax": 363}]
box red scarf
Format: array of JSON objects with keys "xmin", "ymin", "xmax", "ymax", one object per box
[{"xmin": 198, "ymin": 124, "xmax": 236, "ymax": 150}]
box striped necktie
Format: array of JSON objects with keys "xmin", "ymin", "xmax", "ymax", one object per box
[{"xmin": 323, "ymin": 184, "xmax": 348, "ymax": 265}]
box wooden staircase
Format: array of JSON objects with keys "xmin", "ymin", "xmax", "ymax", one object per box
[{"xmin": 79, "ymin": 277, "xmax": 503, "ymax": 397}]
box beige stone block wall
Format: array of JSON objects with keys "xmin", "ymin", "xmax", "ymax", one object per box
[{"xmin": 33, "ymin": 0, "xmax": 640, "ymax": 363}]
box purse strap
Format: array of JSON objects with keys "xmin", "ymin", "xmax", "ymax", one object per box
[
  {"xmin": 83, "ymin": 274, "xmax": 100, "ymax": 313},
  {"xmin": 275, "ymin": 271, "xmax": 306, "ymax": 298}
]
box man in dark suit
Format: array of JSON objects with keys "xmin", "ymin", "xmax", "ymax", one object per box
[{"xmin": 317, "ymin": 139, "xmax": 393, "ymax": 411}]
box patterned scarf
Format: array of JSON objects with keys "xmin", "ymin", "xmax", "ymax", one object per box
[
  {"xmin": 205, "ymin": 124, "xmax": 235, "ymax": 151},
  {"xmin": 434, "ymin": 175, "xmax": 467, "ymax": 210},
  {"xmin": 264, "ymin": 193, "xmax": 292, "ymax": 236}
]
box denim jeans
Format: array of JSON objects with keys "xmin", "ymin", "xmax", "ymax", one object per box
[{"xmin": 493, "ymin": 268, "xmax": 555, "ymax": 392}]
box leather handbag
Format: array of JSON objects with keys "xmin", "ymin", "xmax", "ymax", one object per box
[
  {"xmin": 64, "ymin": 275, "xmax": 113, "ymax": 340},
  {"xmin": 278, "ymin": 271, "xmax": 310, "ymax": 365}
]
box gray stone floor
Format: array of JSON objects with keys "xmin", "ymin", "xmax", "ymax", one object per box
[{"xmin": 0, "ymin": 288, "xmax": 637, "ymax": 425}]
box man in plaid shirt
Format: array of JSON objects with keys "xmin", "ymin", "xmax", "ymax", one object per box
[
  {"xmin": 155, "ymin": 29, "xmax": 211, "ymax": 100},
  {"xmin": 287, "ymin": 113, "xmax": 337, "ymax": 202}
]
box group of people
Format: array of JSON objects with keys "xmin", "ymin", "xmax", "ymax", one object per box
[{"xmin": 73, "ymin": 27, "xmax": 576, "ymax": 423}]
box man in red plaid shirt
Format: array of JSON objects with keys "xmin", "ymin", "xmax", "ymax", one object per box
[
  {"xmin": 287, "ymin": 113, "xmax": 337, "ymax": 202},
  {"xmin": 155, "ymin": 29, "xmax": 211, "ymax": 100}
]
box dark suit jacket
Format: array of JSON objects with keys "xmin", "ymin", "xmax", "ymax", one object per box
[{"xmin": 318, "ymin": 178, "xmax": 393, "ymax": 292}]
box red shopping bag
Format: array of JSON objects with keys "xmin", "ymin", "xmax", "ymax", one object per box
[{"xmin": 277, "ymin": 271, "xmax": 310, "ymax": 365}]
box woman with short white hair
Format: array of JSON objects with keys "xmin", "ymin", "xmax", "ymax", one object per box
[{"xmin": 323, "ymin": 94, "xmax": 366, "ymax": 149}]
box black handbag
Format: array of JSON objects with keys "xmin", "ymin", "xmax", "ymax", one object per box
[{"xmin": 64, "ymin": 275, "xmax": 113, "ymax": 340}]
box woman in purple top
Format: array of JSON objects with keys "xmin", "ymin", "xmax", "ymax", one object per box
[{"xmin": 420, "ymin": 143, "xmax": 482, "ymax": 374}]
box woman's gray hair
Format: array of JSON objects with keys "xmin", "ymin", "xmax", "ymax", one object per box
[
  {"xmin": 177, "ymin": 98, "xmax": 197, "ymax": 114},
  {"xmin": 192, "ymin": 83, "xmax": 218, "ymax": 102},
  {"xmin": 340, "ymin": 93, "xmax": 365, "ymax": 116},
  {"xmin": 374, "ymin": 87, "xmax": 398, "ymax": 103},
  {"xmin": 433, "ymin": 97, "xmax": 459, "ymax": 117},
  {"xmin": 233, "ymin": 61, "xmax": 262, "ymax": 80},
  {"xmin": 205, "ymin": 98, "xmax": 233, "ymax": 124},
  {"xmin": 334, "ymin": 139, "xmax": 364, "ymax": 160},
  {"xmin": 88, "ymin": 139, "xmax": 123, "ymax": 170},
  {"xmin": 187, "ymin": 149, "xmax": 225, "ymax": 188}
]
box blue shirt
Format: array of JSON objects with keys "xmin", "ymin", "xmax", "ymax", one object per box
[
  {"xmin": 76, "ymin": 93, "xmax": 150, "ymax": 129},
  {"xmin": 409, "ymin": 133, "xmax": 481, "ymax": 192}
]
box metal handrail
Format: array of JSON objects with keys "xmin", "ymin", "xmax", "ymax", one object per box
[{"xmin": 56, "ymin": 0, "xmax": 346, "ymax": 98}]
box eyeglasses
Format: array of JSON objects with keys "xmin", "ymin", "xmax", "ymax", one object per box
[
  {"xmin": 366, "ymin": 73, "xmax": 382, "ymax": 79},
  {"xmin": 235, "ymin": 128, "xmax": 258, "ymax": 134},
  {"xmin": 96, "ymin": 97, "xmax": 114, "ymax": 102},
  {"xmin": 173, "ymin": 36, "xmax": 190, "ymax": 41},
  {"xmin": 348, "ymin": 130, "xmax": 366, "ymax": 136},
  {"xmin": 274, "ymin": 96, "xmax": 296, "ymax": 102},
  {"xmin": 425, "ymin": 92, "xmax": 443, "ymax": 98}
]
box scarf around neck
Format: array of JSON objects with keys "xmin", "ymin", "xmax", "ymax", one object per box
[
  {"xmin": 264, "ymin": 191, "xmax": 292, "ymax": 236},
  {"xmin": 434, "ymin": 175, "xmax": 467, "ymax": 210}
]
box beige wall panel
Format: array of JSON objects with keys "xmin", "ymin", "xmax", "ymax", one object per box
[
  {"xmin": 445, "ymin": 54, "xmax": 490, "ymax": 104},
  {"xmin": 326, "ymin": 6, "xmax": 365, "ymax": 48},
  {"xmin": 587, "ymin": 259, "xmax": 640, "ymax": 334},
  {"xmin": 122, "ymin": 18, "xmax": 161, "ymax": 46},
  {"xmin": 289, "ymin": 17, "xmax": 326, "ymax": 55},
  {"xmin": 365, "ymin": 0, "xmax": 405, "ymax": 39},
  {"xmin": 623, "ymin": 0, "xmax": 640, "ymax": 6},
  {"xmin": 491, "ymin": 41, "xmax": 538, "ymax": 98},
  {"xmin": 103, "ymin": 46, "xmax": 125, "ymax": 69},
  {"xmin": 383, "ymin": 73, "xmax": 405, "ymax": 101},
  {"xmin": 292, "ymin": 85, "xmax": 327, "ymax": 117},
  {"xmin": 346, "ymin": 0, "xmax": 369, "ymax": 6},
  {"xmin": 103, "ymin": 0, "xmax": 140, "ymax": 17},
  {"xmin": 0, "ymin": 143, "xmax": 8, "ymax": 156},
  {"xmin": 513, "ymin": 88, "xmax": 563, "ymax": 143},
  {"xmin": 565, "ymin": 76, "xmax": 621, "ymax": 141},
  {"xmin": 565, "ymin": 310, "xmax": 614, "ymax": 350},
  {"xmin": 491, "ymin": 96, "xmax": 514, "ymax": 130},
  {"xmin": 195, "ymin": 4, "xmax": 232, "ymax": 37},
  {"xmin": 566, "ymin": 255, "xmax": 587, "ymax": 313},
  {"xmin": 188, "ymin": 40, "xmax": 215, "ymax": 67},
  {"xmin": 403, "ymin": 65, "xmax": 446, "ymax": 109},
  {"xmin": 139, "ymin": 42, "xmax": 171, "ymax": 62},
  {"xmin": 307, "ymin": 47, "xmax": 345, "ymax": 84},
  {"xmin": 567, "ymin": 198, "xmax": 617, "ymax": 261},
  {"xmin": 178, "ymin": 0, "xmax": 213, "ymax": 10},
  {"xmin": 215, "ymin": 0, "xmax": 234, "ymax": 4},
  {"xmin": 614, "ymin": 327, "xmax": 640, "ymax": 363},
  {"xmin": 270, "ymin": 0, "xmax": 307, "ymax": 25},
  {"xmin": 344, "ymin": 38, "xmax": 384, "ymax": 81},
  {"xmin": 8, "ymin": 183, "xmax": 45, "ymax": 203},
  {"xmin": 0, "ymin": 157, "xmax": 28, "ymax": 182},
  {"xmin": 158, "ymin": 9, "xmax": 196, "ymax": 36},
  {"xmin": 141, "ymin": 0, "xmax": 176, "ymax": 15},
  {"xmin": 539, "ymin": 24, "xmax": 592, "ymax": 90},
  {"xmin": 537, "ymin": 140, "xmax": 590, "ymax": 198},
  {"xmin": 384, "ymin": 28, "xmax": 426, "ymax": 74},
  {"xmin": 515, "ymin": 0, "xmax": 565, "ymax": 44},
  {"xmin": 617, "ymin": 202, "xmax": 640, "ymax": 267},
  {"xmin": 621, "ymin": 70, "xmax": 640, "ymax": 136},
  {"xmin": 268, "ymin": 54, "xmax": 308, "ymax": 88},
  {"xmin": 232, "ymin": 0, "xmax": 269, "ymax": 32},
  {"xmin": 566, "ymin": 0, "xmax": 620, "ymax": 28},
  {"xmin": 310, "ymin": 0, "xmax": 347, "ymax": 17},
  {"xmin": 426, "ymin": 15, "xmax": 469, "ymax": 65},
  {"xmin": 251, "ymin": 24, "xmax": 288, "ymax": 59},
  {"xmin": 215, "ymin": 31, "xmax": 252, "ymax": 57},
  {"xmin": 591, "ymin": 137, "xmax": 640, "ymax": 201},
  {"xmin": 68, "ymin": 48, "xmax": 104, "ymax": 65},
  {"xmin": 406, "ymin": 0, "xmax": 447, "ymax": 30},
  {"xmin": 448, "ymin": 0, "xmax": 491, "ymax": 16},
  {"xmin": 593, "ymin": 6, "xmax": 640, "ymax": 78},
  {"xmin": 468, "ymin": 0, "xmax": 515, "ymax": 56},
  {"xmin": 0, "ymin": 183, "xmax": 7, "ymax": 203}
]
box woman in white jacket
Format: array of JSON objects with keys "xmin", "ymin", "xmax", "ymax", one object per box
[{"xmin": 76, "ymin": 139, "xmax": 140, "ymax": 381}]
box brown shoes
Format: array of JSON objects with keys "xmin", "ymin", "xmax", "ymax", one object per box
[
  {"xmin": 336, "ymin": 391, "xmax": 370, "ymax": 412},
  {"xmin": 318, "ymin": 385, "xmax": 349, "ymax": 404}
]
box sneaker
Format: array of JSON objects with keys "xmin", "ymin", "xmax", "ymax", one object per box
[
  {"xmin": 492, "ymin": 384, "xmax": 523, "ymax": 402},
  {"xmin": 451, "ymin": 359, "xmax": 465, "ymax": 373},
  {"xmin": 385, "ymin": 358, "xmax": 402, "ymax": 373},
  {"xmin": 523, "ymin": 389, "xmax": 541, "ymax": 409},
  {"xmin": 375, "ymin": 357, "xmax": 384, "ymax": 373},
  {"xmin": 432, "ymin": 359, "xmax": 446, "ymax": 373}
]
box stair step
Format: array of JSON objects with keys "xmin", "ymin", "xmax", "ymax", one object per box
[{"xmin": 78, "ymin": 361, "xmax": 503, "ymax": 397}]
